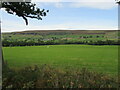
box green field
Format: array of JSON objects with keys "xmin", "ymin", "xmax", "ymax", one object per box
[
  {"xmin": 3, "ymin": 45, "xmax": 118, "ymax": 76},
  {"xmin": 2, "ymin": 30, "xmax": 119, "ymax": 47}
]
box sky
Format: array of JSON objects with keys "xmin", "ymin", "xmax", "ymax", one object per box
[{"xmin": 1, "ymin": 0, "xmax": 118, "ymax": 32}]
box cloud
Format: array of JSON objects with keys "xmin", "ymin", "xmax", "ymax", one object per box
[
  {"xmin": 32, "ymin": 0, "xmax": 61, "ymax": 3},
  {"xmin": 1, "ymin": 19, "xmax": 27, "ymax": 32},
  {"xmin": 1, "ymin": 0, "xmax": 117, "ymax": 32},
  {"xmin": 32, "ymin": 0, "xmax": 115, "ymax": 2},
  {"xmin": 74, "ymin": 0, "xmax": 115, "ymax": 2},
  {"xmin": 32, "ymin": 0, "xmax": 117, "ymax": 9},
  {"xmin": 35, "ymin": 2, "xmax": 64, "ymax": 8},
  {"xmin": 54, "ymin": 2, "xmax": 63, "ymax": 8},
  {"xmin": 70, "ymin": 2, "xmax": 116, "ymax": 10},
  {"xmin": 2, "ymin": 20, "xmax": 117, "ymax": 32},
  {"xmin": 25, "ymin": 22, "xmax": 118, "ymax": 30}
]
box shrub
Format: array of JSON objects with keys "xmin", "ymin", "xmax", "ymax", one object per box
[{"xmin": 2, "ymin": 64, "xmax": 119, "ymax": 89}]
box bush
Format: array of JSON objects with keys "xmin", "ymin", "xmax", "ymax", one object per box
[
  {"xmin": 2, "ymin": 38, "xmax": 120, "ymax": 47},
  {"xmin": 2, "ymin": 64, "xmax": 119, "ymax": 89}
]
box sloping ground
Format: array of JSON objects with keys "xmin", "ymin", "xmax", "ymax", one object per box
[{"xmin": 7, "ymin": 30, "xmax": 118, "ymax": 36}]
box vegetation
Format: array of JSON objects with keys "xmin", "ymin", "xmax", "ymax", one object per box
[
  {"xmin": 3, "ymin": 45, "xmax": 118, "ymax": 75},
  {"xmin": 2, "ymin": 30, "xmax": 120, "ymax": 47},
  {"xmin": 3, "ymin": 64, "xmax": 119, "ymax": 89},
  {"xmin": 2, "ymin": 30, "xmax": 119, "ymax": 88},
  {"xmin": 1, "ymin": 1, "xmax": 49, "ymax": 65},
  {"xmin": 2, "ymin": 2, "xmax": 49, "ymax": 25},
  {"xmin": 1, "ymin": 1, "xmax": 119, "ymax": 88}
]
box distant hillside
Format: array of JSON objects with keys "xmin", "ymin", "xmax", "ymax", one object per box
[
  {"xmin": 2, "ymin": 30, "xmax": 120, "ymax": 47},
  {"xmin": 5, "ymin": 30, "xmax": 118, "ymax": 36}
]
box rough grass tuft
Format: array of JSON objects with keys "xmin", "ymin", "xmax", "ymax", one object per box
[{"xmin": 2, "ymin": 64, "xmax": 119, "ymax": 89}]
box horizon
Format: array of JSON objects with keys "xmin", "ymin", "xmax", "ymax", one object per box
[{"xmin": 2, "ymin": 29, "xmax": 118, "ymax": 33}]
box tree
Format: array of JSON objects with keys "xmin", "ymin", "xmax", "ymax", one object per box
[
  {"xmin": 116, "ymin": 0, "xmax": 120, "ymax": 5},
  {"xmin": 0, "ymin": 1, "xmax": 49, "ymax": 65},
  {"xmin": 2, "ymin": 2, "xmax": 49, "ymax": 25}
]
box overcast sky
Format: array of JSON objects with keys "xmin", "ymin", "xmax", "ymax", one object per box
[{"xmin": 1, "ymin": 0, "xmax": 118, "ymax": 32}]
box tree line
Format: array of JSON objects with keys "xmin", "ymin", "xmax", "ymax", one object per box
[{"xmin": 2, "ymin": 38, "xmax": 120, "ymax": 47}]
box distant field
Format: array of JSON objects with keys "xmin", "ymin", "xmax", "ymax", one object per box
[
  {"xmin": 3, "ymin": 45, "xmax": 118, "ymax": 76},
  {"xmin": 2, "ymin": 30, "xmax": 119, "ymax": 47}
]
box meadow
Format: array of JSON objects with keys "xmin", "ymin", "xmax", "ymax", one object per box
[
  {"xmin": 3, "ymin": 45, "xmax": 118, "ymax": 76},
  {"xmin": 2, "ymin": 30, "xmax": 119, "ymax": 88},
  {"xmin": 2, "ymin": 30, "xmax": 119, "ymax": 47}
]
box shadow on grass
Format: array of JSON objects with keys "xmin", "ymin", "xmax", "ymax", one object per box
[{"xmin": 2, "ymin": 64, "xmax": 119, "ymax": 89}]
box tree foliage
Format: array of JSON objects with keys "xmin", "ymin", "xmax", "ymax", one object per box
[
  {"xmin": 2, "ymin": 2, "xmax": 49, "ymax": 25},
  {"xmin": 0, "ymin": 1, "xmax": 49, "ymax": 65},
  {"xmin": 115, "ymin": 0, "xmax": 120, "ymax": 5}
]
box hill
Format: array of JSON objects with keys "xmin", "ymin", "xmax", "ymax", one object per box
[
  {"xmin": 2, "ymin": 30, "xmax": 119, "ymax": 47},
  {"xmin": 8, "ymin": 30, "xmax": 118, "ymax": 36}
]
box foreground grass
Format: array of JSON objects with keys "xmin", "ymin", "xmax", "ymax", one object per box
[
  {"xmin": 3, "ymin": 45, "xmax": 118, "ymax": 75},
  {"xmin": 3, "ymin": 64, "xmax": 119, "ymax": 89}
]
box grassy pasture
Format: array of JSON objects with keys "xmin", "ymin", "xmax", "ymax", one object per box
[{"xmin": 3, "ymin": 45, "xmax": 118, "ymax": 76}]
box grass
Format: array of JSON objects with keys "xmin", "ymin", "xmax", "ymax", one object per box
[
  {"xmin": 3, "ymin": 45, "xmax": 118, "ymax": 76},
  {"xmin": 3, "ymin": 65, "xmax": 119, "ymax": 88}
]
